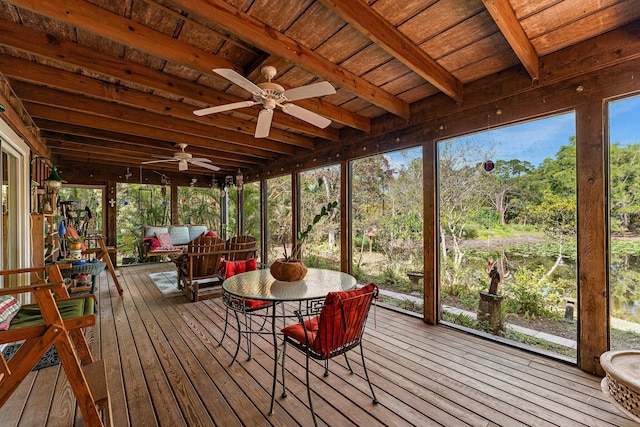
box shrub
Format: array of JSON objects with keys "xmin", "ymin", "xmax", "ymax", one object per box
[{"xmin": 503, "ymin": 266, "xmax": 562, "ymax": 319}]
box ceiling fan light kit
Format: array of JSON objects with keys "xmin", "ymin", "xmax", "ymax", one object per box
[
  {"xmin": 141, "ymin": 143, "xmax": 220, "ymax": 172},
  {"xmin": 194, "ymin": 66, "xmax": 336, "ymax": 138}
]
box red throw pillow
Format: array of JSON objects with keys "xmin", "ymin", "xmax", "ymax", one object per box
[
  {"xmin": 205, "ymin": 230, "xmax": 217, "ymax": 237},
  {"xmin": 143, "ymin": 237, "xmax": 161, "ymax": 251},
  {"xmin": 222, "ymin": 258, "xmax": 257, "ymax": 280}
]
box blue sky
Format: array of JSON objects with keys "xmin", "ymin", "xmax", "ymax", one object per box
[
  {"xmin": 387, "ymin": 94, "xmax": 640, "ymax": 169},
  {"xmin": 609, "ymin": 95, "xmax": 640, "ymax": 146}
]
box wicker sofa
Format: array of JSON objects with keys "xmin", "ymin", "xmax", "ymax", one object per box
[{"xmin": 142, "ymin": 224, "xmax": 211, "ymax": 258}]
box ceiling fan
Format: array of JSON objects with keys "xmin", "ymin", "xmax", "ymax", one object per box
[
  {"xmin": 141, "ymin": 143, "xmax": 220, "ymax": 172},
  {"xmin": 194, "ymin": 65, "xmax": 336, "ymax": 138}
]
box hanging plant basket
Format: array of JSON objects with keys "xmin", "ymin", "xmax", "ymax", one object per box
[{"xmin": 270, "ymin": 258, "xmax": 308, "ymax": 282}]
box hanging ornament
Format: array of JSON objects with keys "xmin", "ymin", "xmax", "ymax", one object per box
[
  {"xmin": 484, "ymin": 160, "xmax": 495, "ymax": 172},
  {"xmin": 123, "ymin": 201, "xmax": 129, "ymax": 206},
  {"xmin": 58, "ymin": 220, "xmax": 66, "ymax": 236}
]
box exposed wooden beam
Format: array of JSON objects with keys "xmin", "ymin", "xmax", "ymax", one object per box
[
  {"xmin": 318, "ymin": 0, "xmax": 463, "ymax": 103},
  {"xmin": 170, "ymin": 0, "xmax": 410, "ymax": 119},
  {"xmin": 4, "ymin": 0, "xmax": 241, "ymax": 72},
  {"xmin": 0, "ymin": 75, "xmax": 46, "ymax": 156},
  {"xmin": 24, "ymin": 102, "xmax": 294, "ymax": 160},
  {"xmin": 44, "ymin": 134, "xmax": 259, "ymax": 169},
  {"xmin": 482, "ymin": 0, "xmax": 539, "ymax": 81},
  {"xmin": 0, "ymin": 17, "xmax": 364, "ymax": 133},
  {"xmin": 39, "ymin": 122, "xmax": 271, "ymax": 162},
  {"xmin": 14, "ymin": 83, "xmax": 305, "ymax": 155}
]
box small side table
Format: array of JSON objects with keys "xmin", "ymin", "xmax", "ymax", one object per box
[
  {"xmin": 600, "ymin": 350, "xmax": 640, "ymax": 423},
  {"xmin": 59, "ymin": 261, "xmax": 106, "ymax": 295}
]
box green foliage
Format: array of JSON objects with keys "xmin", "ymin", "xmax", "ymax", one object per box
[
  {"xmin": 286, "ymin": 200, "xmax": 338, "ymax": 260},
  {"xmin": 503, "ymin": 328, "xmax": 576, "ymax": 358},
  {"xmin": 442, "ymin": 311, "xmax": 478, "ymax": 329},
  {"xmin": 503, "ymin": 266, "xmax": 563, "ymax": 319}
]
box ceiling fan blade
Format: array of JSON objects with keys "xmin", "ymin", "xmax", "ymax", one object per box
[
  {"xmin": 141, "ymin": 159, "xmax": 176, "ymax": 165},
  {"xmin": 193, "ymin": 100, "xmax": 258, "ymax": 116},
  {"xmin": 255, "ymin": 108, "xmax": 273, "ymax": 138},
  {"xmin": 281, "ymin": 103, "xmax": 332, "ymax": 129},
  {"xmin": 189, "ymin": 157, "xmax": 211, "ymax": 163},
  {"xmin": 190, "ymin": 160, "xmax": 221, "ymax": 171},
  {"xmin": 213, "ymin": 68, "xmax": 263, "ymax": 95},
  {"xmin": 178, "ymin": 159, "xmax": 188, "ymax": 171},
  {"xmin": 283, "ymin": 81, "xmax": 336, "ymax": 102}
]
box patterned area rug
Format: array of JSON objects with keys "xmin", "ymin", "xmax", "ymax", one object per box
[
  {"xmin": 149, "ymin": 271, "xmax": 182, "ymax": 297},
  {"xmin": 2, "ymin": 344, "xmax": 60, "ymax": 371}
]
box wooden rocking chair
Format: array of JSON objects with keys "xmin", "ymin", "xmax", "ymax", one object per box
[
  {"xmin": 176, "ymin": 235, "xmax": 226, "ymax": 301},
  {"xmin": 0, "ymin": 264, "xmax": 112, "ymax": 426}
]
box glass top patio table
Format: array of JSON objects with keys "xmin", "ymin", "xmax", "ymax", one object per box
[
  {"xmin": 222, "ymin": 267, "xmax": 357, "ymax": 416},
  {"xmin": 222, "ymin": 267, "xmax": 356, "ymax": 301}
]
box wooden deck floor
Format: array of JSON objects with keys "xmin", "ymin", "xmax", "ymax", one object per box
[{"xmin": 0, "ymin": 263, "xmax": 633, "ymax": 426}]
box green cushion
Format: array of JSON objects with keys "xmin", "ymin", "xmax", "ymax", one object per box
[{"xmin": 8, "ymin": 297, "xmax": 95, "ymax": 330}]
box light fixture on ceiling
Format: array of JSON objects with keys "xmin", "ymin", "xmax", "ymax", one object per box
[{"xmin": 30, "ymin": 156, "xmax": 66, "ymax": 190}]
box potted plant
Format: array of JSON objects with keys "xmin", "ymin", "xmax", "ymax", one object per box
[
  {"xmin": 66, "ymin": 236, "xmax": 85, "ymax": 251},
  {"xmin": 270, "ymin": 201, "xmax": 338, "ymax": 281}
]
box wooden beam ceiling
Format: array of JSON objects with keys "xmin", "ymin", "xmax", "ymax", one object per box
[
  {"xmin": 167, "ymin": 0, "xmax": 411, "ymax": 119},
  {"xmin": 482, "ymin": 0, "xmax": 539, "ymax": 80},
  {"xmin": 318, "ymin": 0, "xmax": 464, "ymax": 103}
]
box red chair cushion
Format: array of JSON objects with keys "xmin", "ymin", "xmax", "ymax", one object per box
[
  {"xmin": 222, "ymin": 258, "xmax": 257, "ymax": 280},
  {"xmin": 244, "ymin": 299, "xmax": 271, "ymax": 310},
  {"xmin": 315, "ymin": 283, "xmax": 377, "ymax": 357},
  {"xmin": 281, "ymin": 316, "xmax": 320, "ymax": 346}
]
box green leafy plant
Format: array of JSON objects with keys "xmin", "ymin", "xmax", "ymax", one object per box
[
  {"xmin": 66, "ymin": 236, "xmax": 85, "ymax": 244},
  {"xmin": 283, "ymin": 201, "xmax": 338, "ymax": 261}
]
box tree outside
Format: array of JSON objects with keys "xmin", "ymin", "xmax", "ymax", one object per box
[{"xmin": 299, "ymin": 165, "xmax": 341, "ymax": 270}]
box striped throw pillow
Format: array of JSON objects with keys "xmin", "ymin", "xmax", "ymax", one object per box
[{"xmin": 0, "ymin": 295, "xmax": 21, "ymax": 331}]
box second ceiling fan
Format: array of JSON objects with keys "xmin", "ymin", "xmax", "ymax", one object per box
[{"xmin": 194, "ymin": 66, "xmax": 336, "ymax": 138}]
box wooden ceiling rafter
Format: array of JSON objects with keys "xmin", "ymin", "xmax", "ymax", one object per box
[
  {"xmin": 168, "ymin": 0, "xmax": 411, "ymax": 119},
  {"xmin": 7, "ymin": 73, "xmax": 317, "ymax": 152},
  {"xmin": 1, "ymin": 0, "xmax": 364, "ymax": 133},
  {"xmin": 317, "ymin": 0, "xmax": 463, "ymax": 103},
  {"xmin": 481, "ymin": 0, "xmax": 539, "ymax": 81},
  {"xmin": 0, "ymin": 18, "xmax": 356, "ymax": 137},
  {"xmin": 43, "ymin": 132, "xmax": 262, "ymax": 168}
]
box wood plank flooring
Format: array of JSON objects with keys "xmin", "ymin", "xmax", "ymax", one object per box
[{"xmin": 0, "ymin": 263, "xmax": 634, "ymax": 426}]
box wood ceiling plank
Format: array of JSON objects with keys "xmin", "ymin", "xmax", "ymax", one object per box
[
  {"xmin": 419, "ymin": 12, "xmax": 498, "ymax": 60},
  {"xmin": 370, "ymin": 0, "xmax": 437, "ymax": 26},
  {"xmin": 4, "ymin": 0, "xmax": 241, "ymax": 72},
  {"xmin": 285, "ymin": 2, "xmax": 346, "ymax": 50},
  {"xmin": 246, "ymin": 0, "xmax": 313, "ymax": 31},
  {"xmin": 40, "ymin": 126, "xmax": 265, "ymax": 164},
  {"xmin": 528, "ymin": 1, "xmax": 640, "ymax": 56},
  {"xmin": 48, "ymin": 144, "xmax": 248, "ymax": 173},
  {"xmin": 0, "ymin": 18, "xmax": 348, "ymax": 136},
  {"xmin": 12, "ymin": 81, "xmax": 308, "ymax": 153},
  {"xmin": 318, "ymin": 0, "xmax": 463, "ymax": 102},
  {"xmin": 169, "ymin": 0, "xmax": 410, "ymax": 119},
  {"xmin": 24, "ymin": 102, "xmax": 291, "ymax": 158},
  {"xmin": 482, "ymin": 0, "xmax": 539, "ymax": 80},
  {"xmin": 399, "ymin": 0, "xmax": 486, "ymax": 45},
  {"xmin": 1, "ymin": 56, "xmax": 326, "ymax": 145},
  {"xmin": 44, "ymin": 132, "xmax": 260, "ymax": 167}
]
